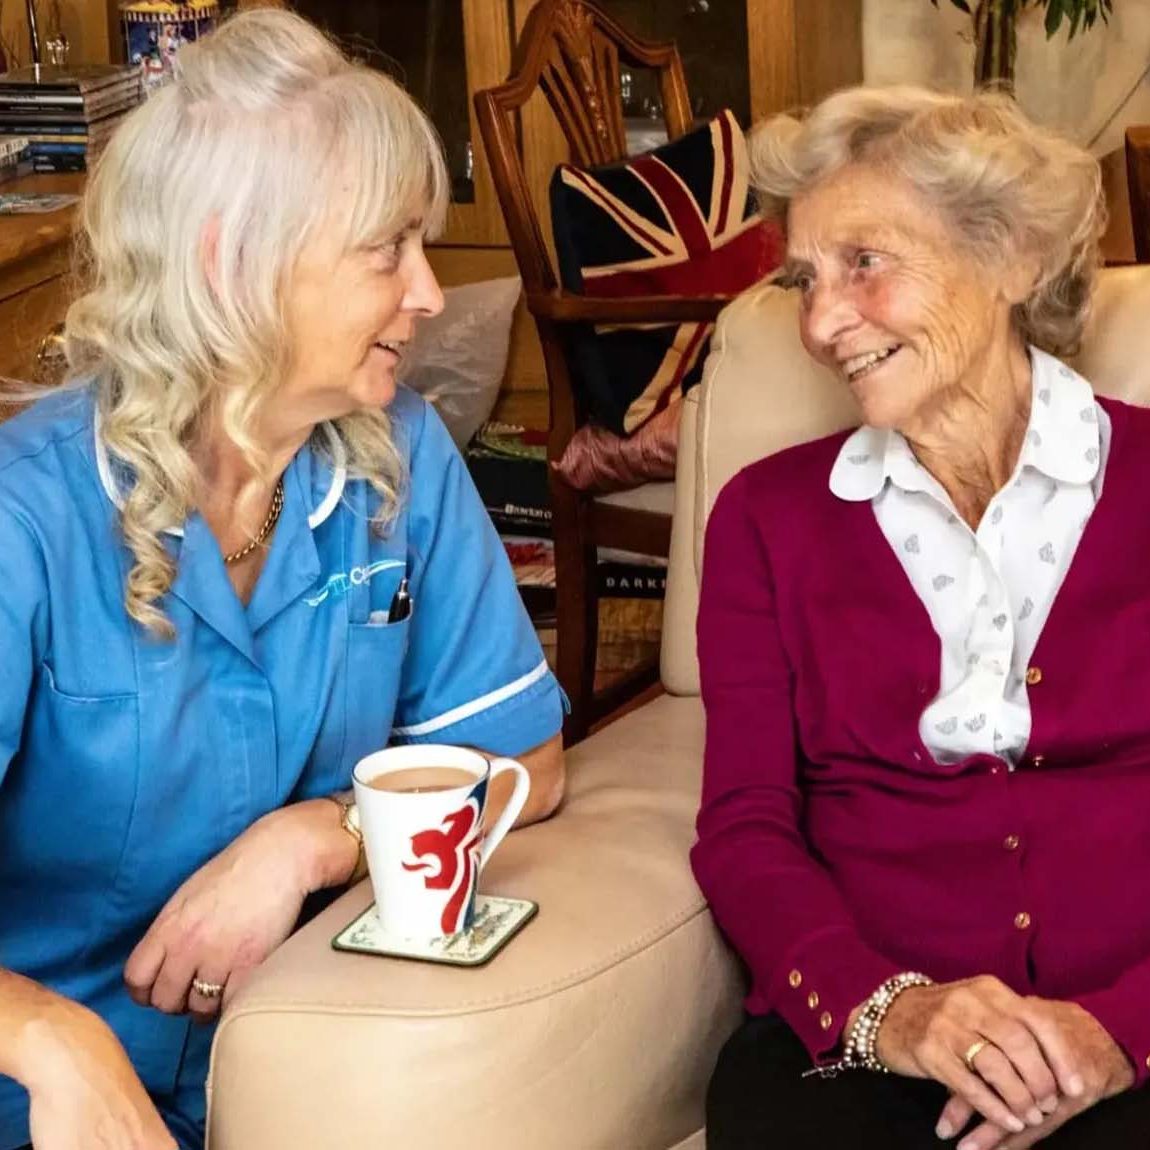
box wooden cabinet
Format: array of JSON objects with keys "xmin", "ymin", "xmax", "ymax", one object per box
[
  {"xmin": 280, "ymin": 0, "xmax": 514, "ymax": 246},
  {"xmin": 0, "ymin": 6, "xmax": 113, "ymax": 70},
  {"xmin": 0, "ymin": 174, "xmax": 82, "ymax": 408}
]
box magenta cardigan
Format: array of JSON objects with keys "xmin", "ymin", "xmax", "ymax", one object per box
[{"xmin": 691, "ymin": 394, "xmax": 1150, "ymax": 1083}]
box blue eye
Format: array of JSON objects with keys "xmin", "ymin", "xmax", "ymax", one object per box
[{"xmin": 855, "ymin": 252, "xmax": 881, "ymax": 271}]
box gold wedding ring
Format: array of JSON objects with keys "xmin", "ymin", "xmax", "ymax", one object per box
[
  {"xmin": 963, "ymin": 1038, "xmax": 990, "ymax": 1073},
  {"xmin": 191, "ymin": 977, "xmax": 225, "ymax": 999}
]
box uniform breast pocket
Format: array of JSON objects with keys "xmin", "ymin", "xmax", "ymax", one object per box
[
  {"xmin": 341, "ymin": 615, "xmax": 412, "ymax": 775},
  {"xmin": 21, "ymin": 664, "xmax": 140, "ymax": 882}
]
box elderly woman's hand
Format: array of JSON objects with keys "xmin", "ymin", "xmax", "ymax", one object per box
[
  {"xmin": 873, "ymin": 976, "xmax": 1080, "ymax": 1136},
  {"xmin": 123, "ymin": 800, "xmax": 353, "ymax": 1021},
  {"xmin": 932, "ymin": 998, "xmax": 1134, "ymax": 1150}
]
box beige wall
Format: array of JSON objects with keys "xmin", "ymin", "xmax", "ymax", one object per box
[
  {"xmin": 863, "ymin": 0, "xmax": 1150, "ymax": 156},
  {"xmin": 863, "ymin": 0, "xmax": 1150, "ymax": 260}
]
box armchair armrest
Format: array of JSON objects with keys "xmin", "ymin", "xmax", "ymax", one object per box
[
  {"xmin": 528, "ymin": 289, "xmax": 736, "ymax": 326},
  {"xmin": 207, "ymin": 695, "xmax": 743, "ymax": 1150}
]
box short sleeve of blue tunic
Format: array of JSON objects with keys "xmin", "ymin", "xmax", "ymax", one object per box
[{"xmin": 387, "ymin": 388, "xmax": 562, "ymax": 750}]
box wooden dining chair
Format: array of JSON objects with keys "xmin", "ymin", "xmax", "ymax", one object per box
[{"xmin": 474, "ymin": 0, "xmax": 736, "ymax": 744}]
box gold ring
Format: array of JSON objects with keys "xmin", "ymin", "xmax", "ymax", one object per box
[
  {"xmin": 963, "ymin": 1038, "xmax": 990, "ymax": 1073},
  {"xmin": 191, "ymin": 977, "xmax": 225, "ymax": 1000}
]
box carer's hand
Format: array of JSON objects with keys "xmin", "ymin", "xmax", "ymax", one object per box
[
  {"xmin": 872, "ymin": 976, "xmax": 1077, "ymax": 1136},
  {"xmin": 22, "ymin": 995, "xmax": 177, "ymax": 1150},
  {"xmin": 124, "ymin": 803, "xmax": 341, "ymax": 1021},
  {"xmin": 934, "ymin": 998, "xmax": 1134, "ymax": 1149}
]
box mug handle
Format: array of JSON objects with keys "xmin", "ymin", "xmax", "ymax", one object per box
[{"xmin": 478, "ymin": 757, "xmax": 531, "ymax": 870}]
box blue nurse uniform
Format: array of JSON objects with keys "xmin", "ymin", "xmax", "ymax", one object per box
[{"xmin": 0, "ymin": 384, "xmax": 562, "ymax": 1148}]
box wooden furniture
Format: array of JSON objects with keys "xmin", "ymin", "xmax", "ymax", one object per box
[
  {"xmin": 476, "ymin": 0, "xmax": 738, "ymax": 743},
  {"xmin": 1126, "ymin": 126, "xmax": 1150, "ymax": 264},
  {"xmin": 283, "ymin": 0, "xmax": 512, "ymax": 246},
  {"xmin": 0, "ymin": 173, "xmax": 83, "ymax": 416}
]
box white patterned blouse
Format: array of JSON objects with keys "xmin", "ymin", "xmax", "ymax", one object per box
[{"xmin": 829, "ymin": 348, "xmax": 1110, "ymax": 767}]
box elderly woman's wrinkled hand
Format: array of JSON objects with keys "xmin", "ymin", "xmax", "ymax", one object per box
[
  {"xmin": 932, "ymin": 998, "xmax": 1134, "ymax": 1150},
  {"xmin": 122, "ymin": 805, "xmax": 327, "ymax": 1022},
  {"xmin": 874, "ymin": 976, "xmax": 1076, "ymax": 1136}
]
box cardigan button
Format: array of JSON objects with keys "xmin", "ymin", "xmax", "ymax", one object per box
[
  {"xmin": 819, "ymin": 1012, "xmax": 834, "ymax": 1031},
  {"xmin": 1003, "ymin": 834, "xmax": 1020, "ymax": 851},
  {"xmin": 808, "ymin": 991, "xmax": 820, "ymax": 1010},
  {"xmin": 1014, "ymin": 912, "xmax": 1032, "ymax": 931},
  {"xmin": 1025, "ymin": 666, "xmax": 1043, "ymax": 686},
  {"xmin": 1031, "ymin": 754, "xmax": 1045, "ymax": 768},
  {"xmin": 789, "ymin": 970, "xmax": 803, "ymax": 989}
]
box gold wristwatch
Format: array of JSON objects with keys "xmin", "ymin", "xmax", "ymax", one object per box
[{"xmin": 325, "ymin": 792, "xmax": 368, "ymax": 883}]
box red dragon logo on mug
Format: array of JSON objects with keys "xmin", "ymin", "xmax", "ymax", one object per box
[{"xmin": 401, "ymin": 797, "xmax": 483, "ymax": 935}]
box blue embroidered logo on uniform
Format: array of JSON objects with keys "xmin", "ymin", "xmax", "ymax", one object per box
[{"xmin": 305, "ymin": 559, "xmax": 404, "ymax": 607}]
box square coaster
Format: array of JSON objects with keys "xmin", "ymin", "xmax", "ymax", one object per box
[{"xmin": 331, "ymin": 895, "xmax": 538, "ymax": 966}]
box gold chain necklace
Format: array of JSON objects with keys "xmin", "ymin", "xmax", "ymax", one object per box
[{"xmin": 222, "ymin": 479, "xmax": 285, "ymax": 566}]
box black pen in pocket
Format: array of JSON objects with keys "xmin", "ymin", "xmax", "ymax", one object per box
[{"xmin": 387, "ymin": 576, "xmax": 411, "ymax": 624}]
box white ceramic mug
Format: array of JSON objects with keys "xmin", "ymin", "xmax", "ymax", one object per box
[{"xmin": 352, "ymin": 744, "xmax": 530, "ymax": 942}]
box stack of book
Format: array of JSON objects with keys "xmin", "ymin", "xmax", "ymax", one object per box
[
  {"xmin": 465, "ymin": 422, "xmax": 552, "ymax": 537},
  {"xmin": 0, "ymin": 64, "xmax": 142, "ymax": 174},
  {"xmin": 465, "ymin": 421, "xmax": 668, "ymax": 605},
  {"xmin": 0, "ymin": 135, "xmax": 31, "ymax": 184}
]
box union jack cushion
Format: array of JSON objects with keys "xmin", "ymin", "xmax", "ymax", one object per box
[{"xmin": 550, "ymin": 109, "xmax": 783, "ymax": 436}]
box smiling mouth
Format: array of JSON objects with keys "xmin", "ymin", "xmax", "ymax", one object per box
[
  {"xmin": 841, "ymin": 345, "xmax": 901, "ymax": 382},
  {"xmin": 374, "ymin": 340, "xmax": 406, "ymax": 360}
]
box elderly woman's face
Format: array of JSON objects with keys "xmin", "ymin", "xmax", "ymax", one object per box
[
  {"xmin": 786, "ymin": 163, "xmax": 1012, "ymax": 430},
  {"xmin": 281, "ymin": 180, "xmax": 444, "ymax": 421}
]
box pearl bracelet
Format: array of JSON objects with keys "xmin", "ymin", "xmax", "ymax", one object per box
[{"xmin": 804, "ymin": 971, "xmax": 933, "ymax": 1078}]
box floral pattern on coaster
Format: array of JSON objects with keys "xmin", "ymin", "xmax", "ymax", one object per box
[{"xmin": 332, "ymin": 895, "xmax": 538, "ymax": 966}]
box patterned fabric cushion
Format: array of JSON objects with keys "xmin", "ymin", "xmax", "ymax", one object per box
[
  {"xmin": 551, "ymin": 402, "xmax": 679, "ymax": 493},
  {"xmin": 549, "ymin": 108, "xmax": 783, "ymax": 437}
]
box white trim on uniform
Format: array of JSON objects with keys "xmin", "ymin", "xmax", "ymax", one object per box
[
  {"xmin": 392, "ymin": 659, "xmax": 552, "ymax": 738},
  {"xmin": 308, "ymin": 422, "xmax": 347, "ymax": 529},
  {"xmin": 93, "ymin": 409, "xmax": 347, "ymax": 533}
]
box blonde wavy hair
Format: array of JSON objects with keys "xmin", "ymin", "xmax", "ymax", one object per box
[
  {"xmin": 65, "ymin": 7, "xmax": 449, "ymax": 638},
  {"xmin": 749, "ymin": 85, "xmax": 1106, "ymax": 357}
]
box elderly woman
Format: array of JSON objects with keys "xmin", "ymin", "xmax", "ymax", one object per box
[
  {"xmin": 693, "ymin": 86, "xmax": 1150, "ymax": 1150},
  {"xmin": 0, "ymin": 11, "xmax": 564, "ymax": 1150}
]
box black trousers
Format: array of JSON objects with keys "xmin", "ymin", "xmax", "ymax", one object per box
[{"xmin": 707, "ymin": 1015, "xmax": 1150, "ymax": 1149}]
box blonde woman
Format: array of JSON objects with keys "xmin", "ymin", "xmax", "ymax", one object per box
[
  {"xmin": 694, "ymin": 88, "xmax": 1150, "ymax": 1148},
  {"xmin": 0, "ymin": 11, "xmax": 564, "ymax": 1150}
]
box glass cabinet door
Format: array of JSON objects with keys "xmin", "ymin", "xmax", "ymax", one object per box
[
  {"xmin": 292, "ymin": 0, "xmax": 477, "ymax": 203},
  {"xmin": 595, "ymin": 0, "xmax": 752, "ymax": 130},
  {"xmin": 230, "ymin": 0, "xmax": 511, "ymax": 244}
]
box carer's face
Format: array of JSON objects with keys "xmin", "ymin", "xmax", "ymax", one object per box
[
  {"xmin": 281, "ymin": 182, "xmax": 444, "ymax": 422},
  {"xmin": 787, "ymin": 163, "xmax": 1008, "ymax": 430}
]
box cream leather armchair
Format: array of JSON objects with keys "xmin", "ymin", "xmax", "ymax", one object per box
[{"xmin": 206, "ymin": 265, "xmax": 1150, "ymax": 1150}]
